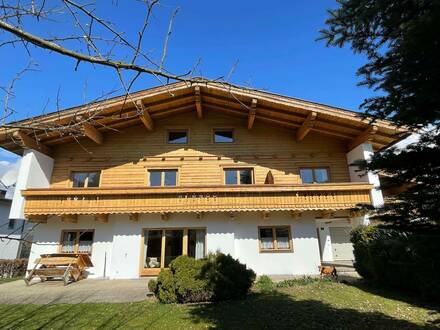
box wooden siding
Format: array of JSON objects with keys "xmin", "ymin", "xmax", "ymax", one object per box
[
  {"xmin": 50, "ymin": 111, "xmax": 351, "ymax": 189},
  {"xmin": 22, "ymin": 183, "xmax": 372, "ymax": 216}
]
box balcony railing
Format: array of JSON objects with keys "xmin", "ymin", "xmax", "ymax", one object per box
[{"xmin": 21, "ymin": 183, "xmax": 373, "ymax": 217}]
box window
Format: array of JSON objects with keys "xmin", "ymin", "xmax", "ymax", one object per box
[
  {"xmin": 148, "ymin": 169, "xmax": 177, "ymax": 186},
  {"xmin": 72, "ymin": 171, "xmax": 100, "ymax": 187},
  {"xmin": 214, "ymin": 129, "xmax": 234, "ymax": 143},
  {"xmin": 168, "ymin": 130, "xmax": 188, "ymax": 144},
  {"xmin": 299, "ymin": 168, "xmax": 329, "ymax": 183},
  {"xmin": 8, "ymin": 219, "xmax": 15, "ymax": 229},
  {"xmin": 258, "ymin": 226, "xmax": 292, "ymax": 252},
  {"xmin": 143, "ymin": 228, "xmax": 206, "ymax": 273},
  {"xmin": 224, "ymin": 168, "xmax": 253, "ymax": 185},
  {"xmin": 60, "ymin": 230, "xmax": 94, "ymax": 254}
]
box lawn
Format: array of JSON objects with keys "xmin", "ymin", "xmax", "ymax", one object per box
[
  {"xmin": 0, "ymin": 281, "xmax": 438, "ymax": 329},
  {"xmin": 0, "ymin": 278, "xmax": 20, "ymax": 285}
]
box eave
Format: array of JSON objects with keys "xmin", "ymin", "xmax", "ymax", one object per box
[{"xmin": 0, "ymin": 81, "xmax": 409, "ymax": 154}]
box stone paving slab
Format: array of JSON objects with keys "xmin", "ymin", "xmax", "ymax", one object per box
[{"xmin": 0, "ymin": 278, "xmax": 151, "ymax": 305}]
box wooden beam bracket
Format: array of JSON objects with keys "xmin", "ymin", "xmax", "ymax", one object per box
[
  {"xmin": 195, "ymin": 86, "xmax": 203, "ymax": 118},
  {"xmin": 83, "ymin": 123, "xmax": 104, "ymax": 145},
  {"xmin": 247, "ymin": 98, "xmax": 257, "ymax": 129},
  {"xmin": 129, "ymin": 213, "xmax": 139, "ymax": 222},
  {"xmin": 296, "ymin": 111, "xmax": 317, "ymax": 141},
  {"xmin": 95, "ymin": 214, "xmax": 109, "ymax": 223},
  {"xmin": 62, "ymin": 214, "xmax": 78, "ymax": 223},
  {"xmin": 347, "ymin": 125, "xmax": 378, "ymax": 151},
  {"xmin": 13, "ymin": 130, "xmax": 52, "ymax": 155},
  {"xmin": 136, "ymin": 100, "xmax": 154, "ymax": 131}
]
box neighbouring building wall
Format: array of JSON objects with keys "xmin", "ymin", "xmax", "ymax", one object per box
[
  {"xmin": 28, "ymin": 211, "xmax": 322, "ymax": 279},
  {"xmin": 9, "ymin": 149, "xmax": 54, "ymax": 220},
  {"xmin": 0, "ymin": 199, "xmax": 21, "ymax": 259}
]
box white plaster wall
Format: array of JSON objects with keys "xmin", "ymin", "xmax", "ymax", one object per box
[
  {"xmin": 28, "ymin": 215, "xmax": 114, "ymax": 278},
  {"xmin": 27, "ymin": 212, "xmax": 322, "ymax": 279},
  {"xmin": 0, "ymin": 200, "xmax": 21, "ymax": 259},
  {"xmin": 316, "ymin": 218, "xmax": 353, "ymax": 262},
  {"xmin": 346, "ymin": 143, "xmax": 384, "ymax": 207},
  {"xmin": 234, "ymin": 211, "xmax": 321, "ymax": 275},
  {"xmin": 9, "ymin": 149, "xmax": 54, "ymax": 220}
]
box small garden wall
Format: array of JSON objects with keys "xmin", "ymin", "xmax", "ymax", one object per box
[{"xmin": 0, "ymin": 259, "xmax": 27, "ymax": 279}]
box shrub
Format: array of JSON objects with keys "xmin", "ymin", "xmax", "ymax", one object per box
[
  {"xmin": 0, "ymin": 259, "xmax": 27, "ymax": 278},
  {"xmin": 351, "ymin": 225, "xmax": 440, "ymax": 301},
  {"xmin": 151, "ymin": 252, "xmax": 255, "ymax": 303},
  {"xmin": 255, "ymin": 275, "xmax": 275, "ymax": 293},
  {"xmin": 201, "ymin": 252, "xmax": 256, "ymax": 301}
]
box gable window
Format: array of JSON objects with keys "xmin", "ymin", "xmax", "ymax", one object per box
[
  {"xmin": 60, "ymin": 230, "xmax": 94, "ymax": 255},
  {"xmin": 224, "ymin": 168, "xmax": 253, "ymax": 185},
  {"xmin": 299, "ymin": 168, "xmax": 329, "ymax": 184},
  {"xmin": 168, "ymin": 130, "xmax": 188, "ymax": 144},
  {"xmin": 149, "ymin": 169, "xmax": 178, "ymax": 187},
  {"xmin": 214, "ymin": 129, "xmax": 234, "ymax": 143},
  {"xmin": 259, "ymin": 226, "xmax": 292, "ymax": 252},
  {"xmin": 72, "ymin": 171, "xmax": 100, "ymax": 188}
]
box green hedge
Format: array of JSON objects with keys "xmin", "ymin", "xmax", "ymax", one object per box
[
  {"xmin": 351, "ymin": 226, "xmax": 440, "ymax": 300},
  {"xmin": 149, "ymin": 252, "xmax": 255, "ymax": 303}
]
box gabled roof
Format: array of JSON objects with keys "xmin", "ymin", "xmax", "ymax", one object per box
[{"xmin": 0, "ymin": 81, "xmax": 409, "ymax": 155}]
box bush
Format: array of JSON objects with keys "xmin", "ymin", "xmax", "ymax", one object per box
[
  {"xmin": 255, "ymin": 275, "xmax": 275, "ymax": 293},
  {"xmin": 151, "ymin": 252, "xmax": 255, "ymax": 303},
  {"xmin": 351, "ymin": 226, "xmax": 440, "ymax": 301},
  {"xmin": 0, "ymin": 259, "xmax": 27, "ymax": 278},
  {"xmin": 201, "ymin": 252, "xmax": 256, "ymax": 301}
]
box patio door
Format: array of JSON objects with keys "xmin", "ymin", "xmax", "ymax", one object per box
[{"xmin": 141, "ymin": 228, "xmax": 206, "ymax": 276}]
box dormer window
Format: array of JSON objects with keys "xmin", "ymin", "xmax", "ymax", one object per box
[
  {"xmin": 214, "ymin": 129, "xmax": 234, "ymax": 143},
  {"xmin": 149, "ymin": 169, "xmax": 178, "ymax": 187},
  {"xmin": 72, "ymin": 171, "xmax": 100, "ymax": 188},
  {"xmin": 168, "ymin": 130, "xmax": 188, "ymax": 144},
  {"xmin": 299, "ymin": 168, "xmax": 329, "ymax": 183}
]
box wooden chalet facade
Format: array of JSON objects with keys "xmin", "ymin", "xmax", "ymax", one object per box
[{"xmin": 0, "ymin": 82, "xmax": 407, "ymax": 278}]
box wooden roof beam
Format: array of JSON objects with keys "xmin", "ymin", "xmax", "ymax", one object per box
[
  {"xmin": 83, "ymin": 123, "xmax": 104, "ymax": 144},
  {"xmin": 195, "ymin": 86, "xmax": 203, "ymax": 119},
  {"xmin": 296, "ymin": 111, "xmax": 317, "ymax": 141},
  {"xmin": 136, "ymin": 100, "xmax": 154, "ymax": 131},
  {"xmin": 12, "ymin": 130, "xmax": 52, "ymax": 156},
  {"xmin": 347, "ymin": 125, "xmax": 378, "ymax": 151},
  {"xmin": 248, "ymin": 99, "xmax": 257, "ymax": 129}
]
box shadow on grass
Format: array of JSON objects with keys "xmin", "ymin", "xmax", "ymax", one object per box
[
  {"xmin": 187, "ymin": 291, "xmax": 437, "ymax": 330},
  {"xmin": 345, "ymin": 280, "xmax": 440, "ymax": 311}
]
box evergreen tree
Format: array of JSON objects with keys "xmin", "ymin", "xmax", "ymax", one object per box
[{"xmin": 320, "ymin": 0, "xmax": 440, "ymax": 229}]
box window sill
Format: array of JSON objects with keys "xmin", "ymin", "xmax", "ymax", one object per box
[{"xmin": 259, "ymin": 249, "xmax": 294, "ymax": 253}]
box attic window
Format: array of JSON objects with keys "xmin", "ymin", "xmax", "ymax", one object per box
[
  {"xmin": 168, "ymin": 130, "xmax": 188, "ymax": 144},
  {"xmin": 72, "ymin": 171, "xmax": 101, "ymax": 188},
  {"xmin": 214, "ymin": 129, "xmax": 234, "ymax": 143}
]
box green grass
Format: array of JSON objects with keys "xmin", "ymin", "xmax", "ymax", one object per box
[
  {"xmin": 0, "ymin": 281, "xmax": 438, "ymax": 329},
  {"xmin": 0, "ymin": 277, "xmax": 20, "ymax": 285}
]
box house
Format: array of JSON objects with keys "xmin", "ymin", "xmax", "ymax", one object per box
[
  {"xmin": 0, "ymin": 82, "xmax": 407, "ymax": 278},
  {"xmin": 0, "ymin": 181, "xmax": 32, "ymax": 259}
]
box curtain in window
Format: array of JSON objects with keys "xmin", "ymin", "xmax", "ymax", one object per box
[
  {"xmin": 276, "ymin": 228, "xmax": 290, "ymax": 249},
  {"xmin": 143, "ymin": 230, "xmax": 149, "ymax": 268},
  {"xmin": 78, "ymin": 240, "xmax": 93, "ymax": 253},
  {"xmin": 61, "ymin": 232, "xmax": 76, "ymax": 253},
  {"xmin": 195, "ymin": 230, "xmax": 205, "ymax": 259}
]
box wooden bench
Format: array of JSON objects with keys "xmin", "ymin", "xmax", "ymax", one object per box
[{"xmin": 25, "ymin": 253, "xmax": 93, "ymax": 286}]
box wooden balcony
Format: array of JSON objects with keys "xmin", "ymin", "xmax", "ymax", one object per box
[{"xmin": 21, "ymin": 183, "xmax": 373, "ymax": 218}]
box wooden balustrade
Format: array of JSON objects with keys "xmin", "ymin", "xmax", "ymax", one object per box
[{"xmin": 22, "ymin": 183, "xmax": 372, "ymax": 218}]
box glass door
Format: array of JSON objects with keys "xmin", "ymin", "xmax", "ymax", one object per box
[{"xmin": 164, "ymin": 230, "xmax": 183, "ymax": 267}]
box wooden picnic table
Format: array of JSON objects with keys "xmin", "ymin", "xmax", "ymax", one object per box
[{"xmin": 25, "ymin": 253, "xmax": 93, "ymax": 286}]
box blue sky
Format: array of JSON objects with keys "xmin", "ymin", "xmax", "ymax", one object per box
[{"xmin": 0, "ymin": 0, "xmax": 373, "ymax": 168}]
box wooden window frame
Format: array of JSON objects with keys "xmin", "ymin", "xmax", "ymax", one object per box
[
  {"xmin": 70, "ymin": 171, "xmax": 102, "ymax": 188},
  {"xmin": 223, "ymin": 168, "xmax": 255, "ymax": 185},
  {"xmin": 59, "ymin": 229, "xmax": 95, "ymax": 255},
  {"xmin": 166, "ymin": 129, "xmax": 189, "ymax": 145},
  {"xmin": 212, "ymin": 128, "xmax": 235, "ymax": 144},
  {"xmin": 299, "ymin": 167, "xmax": 331, "ymax": 184},
  {"xmin": 139, "ymin": 227, "xmax": 207, "ymax": 276},
  {"xmin": 147, "ymin": 168, "xmax": 179, "ymax": 187},
  {"xmin": 258, "ymin": 226, "xmax": 293, "ymax": 253}
]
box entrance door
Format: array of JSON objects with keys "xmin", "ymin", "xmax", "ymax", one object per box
[
  {"xmin": 329, "ymin": 227, "xmax": 354, "ymax": 260},
  {"xmin": 141, "ymin": 228, "xmax": 206, "ymax": 276}
]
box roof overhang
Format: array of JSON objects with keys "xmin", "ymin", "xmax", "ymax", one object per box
[{"xmin": 0, "ymin": 81, "xmax": 409, "ymax": 155}]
